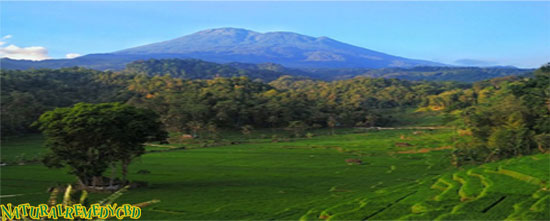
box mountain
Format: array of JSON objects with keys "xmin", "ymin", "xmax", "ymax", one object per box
[
  {"xmin": 1, "ymin": 28, "xmax": 444, "ymax": 70},
  {"xmin": 114, "ymin": 28, "xmax": 444, "ymax": 68}
]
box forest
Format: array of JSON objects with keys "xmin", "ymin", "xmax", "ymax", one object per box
[
  {"xmin": 2, "ymin": 62, "xmax": 549, "ymax": 165},
  {"xmin": 1, "ymin": 65, "xmax": 465, "ymax": 135}
]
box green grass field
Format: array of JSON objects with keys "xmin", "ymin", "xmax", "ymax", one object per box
[
  {"xmin": 1, "ymin": 128, "xmax": 549, "ymax": 220},
  {"xmin": 0, "ymin": 134, "xmax": 45, "ymax": 164}
]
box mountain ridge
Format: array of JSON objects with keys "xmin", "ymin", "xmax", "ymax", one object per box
[
  {"xmin": 115, "ymin": 27, "xmax": 442, "ymax": 68},
  {"xmin": 120, "ymin": 58, "xmax": 534, "ymax": 82},
  {"xmin": 1, "ymin": 27, "xmax": 445, "ymax": 70}
]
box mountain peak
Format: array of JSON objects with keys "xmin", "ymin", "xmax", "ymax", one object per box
[{"xmin": 195, "ymin": 27, "xmax": 259, "ymax": 36}]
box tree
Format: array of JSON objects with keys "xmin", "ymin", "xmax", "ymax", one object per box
[
  {"xmin": 534, "ymin": 134, "xmax": 550, "ymax": 153},
  {"xmin": 186, "ymin": 121, "xmax": 203, "ymax": 138},
  {"xmin": 486, "ymin": 128, "xmax": 515, "ymax": 161},
  {"xmin": 107, "ymin": 104, "xmax": 168, "ymax": 183},
  {"xmin": 206, "ymin": 122, "xmax": 219, "ymax": 139},
  {"xmin": 241, "ymin": 125, "xmax": 253, "ymax": 138},
  {"xmin": 327, "ymin": 116, "xmax": 337, "ymax": 135},
  {"xmin": 267, "ymin": 115, "xmax": 279, "ymax": 131},
  {"xmin": 286, "ymin": 121, "xmax": 309, "ymax": 138},
  {"xmin": 34, "ymin": 102, "xmax": 167, "ymax": 187}
]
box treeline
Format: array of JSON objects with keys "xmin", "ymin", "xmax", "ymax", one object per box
[
  {"xmin": 424, "ymin": 65, "xmax": 550, "ymax": 166},
  {"xmin": 124, "ymin": 59, "xmax": 288, "ymax": 82},
  {"xmin": 270, "ymin": 75, "xmax": 467, "ymax": 108},
  {"xmin": 0, "ymin": 68, "xmax": 132, "ymax": 135},
  {"xmin": 112, "ymin": 58, "xmax": 533, "ymax": 83},
  {"xmin": 420, "ymin": 75, "xmax": 524, "ymax": 112},
  {"xmin": 303, "ymin": 66, "xmax": 532, "ymax": 82},
  {"xmin": 124, "ymin": 74, "xmax": 469, "ymax": 132},
  {"xmin": 1, "ymin": 67, "xmax": 464, "ymax": 136}
]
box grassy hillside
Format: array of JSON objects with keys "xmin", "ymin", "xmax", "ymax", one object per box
[
  {"xmin": 1, "ymin": 128, "xmax": 547, "ymax": 220},
  {"xmin": 305, "ymin": 154, "xmax": 549, "ymax": 220}
]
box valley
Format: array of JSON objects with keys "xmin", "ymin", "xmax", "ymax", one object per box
[{"xmin": 1, "ymin": 2, "xmax": 549, "ymax": 220}]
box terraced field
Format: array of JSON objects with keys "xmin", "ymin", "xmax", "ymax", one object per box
[
  {"xmin": 1, "ymin": 129, "xmax": 548, "ymax": 220},
  {"xmin": 305, "ymin": 154, "xmax": 550, "ymax": 220}
]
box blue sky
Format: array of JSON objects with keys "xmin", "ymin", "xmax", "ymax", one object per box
[{"xmin": 1, "ymin": 1, "xmax": 548, "ymax": 68}]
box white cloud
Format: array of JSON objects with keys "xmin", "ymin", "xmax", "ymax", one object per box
[
  {"xmin": 0, "ymin": 44, "xmax": 50, "ymax": 61},
  {"xmin": 65, "ymin": 53, "xmax": 81, "ymax": 59},
  {"xmin": 0, "ymin": 34, "xmax": 51, "ymax": 61}
]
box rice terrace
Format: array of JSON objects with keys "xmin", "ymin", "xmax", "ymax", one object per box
[{"xmin": 1, "ymin": 1, "xmax": 549, "ymax": 221}]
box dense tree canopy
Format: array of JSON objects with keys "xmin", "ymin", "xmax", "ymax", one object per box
[
  {"xmin": 303, "ymin": 66, "xmax": 532, "ymax": 82},
  {"xmin": 0, "ymin": 68, "xmax": 132, "ymax": 136},
  {"xmin": 33, "ymin": 102, "xmax": 167, "ymax": 187},
  {"xmin": 124, "ymin": 59, "xmax": 287, "ymax": 82},
  {"xmin": 1, "ymin": 66, "xmax": 467, "ymax": 137},
  {"xmin": 124, "ymin": 75, "xmax": 463, "ymax": 132},
  {"xmin": 451, "ymin": 65, "xmax": 550, "ymax": 165}
]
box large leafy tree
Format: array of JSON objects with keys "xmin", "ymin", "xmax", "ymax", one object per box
[{"xmin": 34, "ymin": 102, "xmax": 167, "ymax": 187}]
